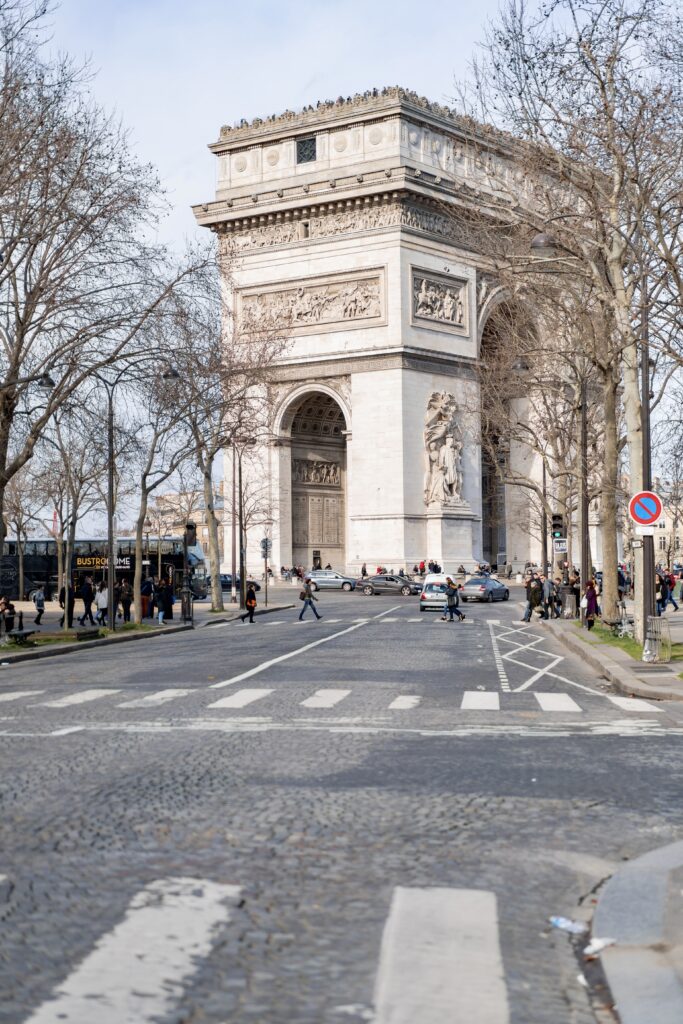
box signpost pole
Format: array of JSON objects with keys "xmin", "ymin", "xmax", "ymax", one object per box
[{"xmin": 107, "ymin": 385, "xmax": 116, "ymax": 632}]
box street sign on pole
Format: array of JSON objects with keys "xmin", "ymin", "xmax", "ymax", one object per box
[
  {"xmin": 553, "ymin": 538, "xmax": 568, "ymax": 553},
  {"xmin": 634, "ymin": 525, "xmax": 655, "ymax": 536},
  {"xmin": 628, "ymin": 490, "xmax": 663, "ymax": 526}
]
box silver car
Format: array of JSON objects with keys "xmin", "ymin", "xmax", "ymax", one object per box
[
  {"xmin": 307, "ymin": 570, "xmax": 356, "ymax": 592},
  {"xmin": 460, "ymin": 576, "xmax": 510, "ymax": 602}
]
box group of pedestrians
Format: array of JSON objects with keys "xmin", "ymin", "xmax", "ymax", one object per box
[
  {"xmin": 23, "ymin": 575, "xmax": 177, "ymax": 630},
  {"xmin": 656, "ymin": 568, "xmax": 681, "ymax": 616},
  {"xmin": 75, "ymin": 577, "xmax": 134, "ymax": 627}
]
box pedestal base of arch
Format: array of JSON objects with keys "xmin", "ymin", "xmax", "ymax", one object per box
[{"xmin": 424, "ymin": 506, "xmax": 479, "ymax": 571}]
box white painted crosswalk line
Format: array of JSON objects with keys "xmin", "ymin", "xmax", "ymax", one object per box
[
  {"xmin": 380, "ymin": 617, "xmax": 399, "ymax": 622},
  {"xmin": 607, "ymin": 694, "xmax": 664, "ymax": 713},
  {"xmin": 374, "ymin": 887, "xmax": 510, "ymax": 1024},
  {"xmin": 24, "ymin": 877, "xmax": 241, "ymax": 1024},
  {"xmin": 407, "ymin": 617, "xmax": 423, "ymax": 622},
  {"xmin": 38, "ymin": 689, "xmax": 121, "ymax": 708},
  {"xmin": 388, "ymin": 696, "xmax": 421, "ymax": 710},
  {"xmin": 534, "ymin": 692, "xmax": 582, "ymax": 713},
  {"xmin": 300, "ymin": 689, "xmax": 351, "ymax": 708},
  {"xmin": 207, "ymin": 688, "xmax": 274, "ymax": 709},
  {"xmin": 117, "ymin": 689, "xmax": 192, "ymax": 709},
  {"xmin": 0, "ymin": 690, "xmax": 45, "ymax": 702},
  {"xmin": 461, "ymin": 691, "xmax": 500, "ymax": 711}
]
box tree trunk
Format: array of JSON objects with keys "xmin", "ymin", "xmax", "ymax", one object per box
[
  {"xmin": 56, "ymin": 534, "xmax": 64, "ymax": 593},
  {"xmin": 17, "ymin": 530, "xmax": 24, "ymax": 601},
  {"xmin": 63, "ymin": 511, "xmax": 78, "ymax": 632},
  {"xmin": 202, "ymin": 455, "xmax": 224, "ymax": 612},
  {"xmin": 133, "ymin": 494, "xmax": 149, "ymax": 625},
  {"xmin": 600, "ymin": 369, "xmax": 620, "ymax": 623}
]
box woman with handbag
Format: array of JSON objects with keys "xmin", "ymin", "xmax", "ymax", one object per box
[
  {"xmin": 298, "ymin": 578, "xmax": 322, "ymax": 621},
  {"xmin": 241, "ymin": 585, "xmax": 257, "ymax": 623}
]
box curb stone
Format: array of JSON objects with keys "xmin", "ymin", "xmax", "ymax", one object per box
[
  {"xmin": 593, "ymin": 840, "xmax": 683, "ymax": 1024},
  {"xmin": 545, "ymin": 619, "xmax": 683, "ymax": 701}
]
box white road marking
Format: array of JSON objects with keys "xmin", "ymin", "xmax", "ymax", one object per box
[
  {"xmin": 407, "ymin": 617, "xmax": 423, "ymax": 622},
  {"xmin": 380, "ymin": 617, "xmax": 399, "ymax": 622},
  {"xmin": 0, "ymin": 690, "xmax": 45, "ymax": 702},
  {"xmin": 373, "ymin": 887, "xmax": 510, "ymax": 1024},
  {"xmin": 50, "ymin": 727, "xmax": 84, "ymax": 736},
  {"xmin": 533, "ymin": 692, "xmax": 582, "ymax": 713},
  {"xmin": 300, "ymin": 689, "xmax": 351, "ymax": 708},
  {"xmin": 23, "ymin": 877, "xmax": 241, "ymax": 1024},
  {"xmin": 388, "ymin": 696, "xmax": 422, "ymax": 710},
  {"xmin": 488, "ymin": 622, "xmax": 510, "ymax": 691},
  {"xmin": 607, "ymin": 695, "xmax": 664, "ymax": 713},
  {"xmin": 118, "ymin": 689, "xmax": 192, "ymax": 708},
  {"xmin": 210, "ymin": 606, "xmax": 401, "ymax": 690},
  {"xmin": 37, "ymin": 689, "xmax": 121, "ymax": 708},
  {"xmin": 461, "ymin": 691, "xmax": 500, "ymax": 710},
  {"xmin": 208, "ymin": 688, "xmax": 274, "ymax": 709},
  {"xmin": 511, "ymin": 654, "xmax": 565, "ymax": 692}
]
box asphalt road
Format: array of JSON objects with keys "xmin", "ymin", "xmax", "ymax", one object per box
[{"xmin": 2, "ymin": 590, "xmax": 683, "ymax": 1023}]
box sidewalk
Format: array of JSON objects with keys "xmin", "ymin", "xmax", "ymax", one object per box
[
  {"xmin": 546, "ymin": 607, "xmax": 683, "ymax": 701},
  {"xmin": 0, "ymin": 596, "xmax": 294, "ymax": 664},
  {"xmin": 593, "ymin": 839, "xmax": 683, "ymax": 1024}
]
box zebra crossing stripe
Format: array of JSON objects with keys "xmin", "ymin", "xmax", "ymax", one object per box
[
  {"xmin": 374, "ymin": 887, "xmax": 510, "ymax": 1024},
  {"xmin": 533, "ymin": 692, "xmax": 582, "ymax": 713},
  {"xmin": 207, "ymin": 689, "xmax": 274, "ymax": 709},
  {"xmin": 389, "ymin": 696, "xmax": 421, "ymax": 710},
  {"xmin": 38, "ymin": 689, "xmax": 121, "ymax": 708},
  {"xmin": 23, "ymin": 877, "xmax": 241, "ymax": 1024},
  {"xmin": 607, "ymin": 695, "xmax": 664, "ymax": 713},
  {"xmin": 118, "ymin": 689, "xmax": 192, "ymax": 708},
  {"xmin": 0, "ymin": 690, "xmax": 45, "ymax": 702},
  {"xmin": 300, "ymin": 689, "xmax": 351, "ymax": 708},
  {"xmin": 461, "ymin": 691, "xmax": 500, "ymax": 710}
]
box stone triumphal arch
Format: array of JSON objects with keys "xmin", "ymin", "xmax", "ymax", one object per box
[{"xmin": 193, "ymin": 87, "xmax": 543, "ymax": 574}]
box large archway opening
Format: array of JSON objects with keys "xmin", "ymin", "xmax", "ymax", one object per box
[{"xmin": 283, "ymin": 391, "xmax": 348, "ymax": 571}]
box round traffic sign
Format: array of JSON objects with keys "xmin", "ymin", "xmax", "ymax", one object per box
[{"xmin": 628, "ymin": 490, "xmax": 663, "ymax": 526}]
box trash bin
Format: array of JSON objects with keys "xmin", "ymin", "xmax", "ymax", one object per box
[
  {"xmin": 643, "ymin": 615, "xmax": 671, "ymax": 663},
  {"xmin": 559, "ymin": 585, "xmax": 576, "ymax": 619}
]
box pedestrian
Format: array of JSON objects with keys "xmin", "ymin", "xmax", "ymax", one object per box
[
  {"xmin": 656, "ymin": 573, "xmax": 669, "ymax": 617},
  {"xmin": 59, "ymin": 583, "xmax": 75, "ymax": 628},
  {"xmin": 361, "ymin": 562, "xmax": 368, "ymax": 578},
  {"xmin": 95, "ymin": 582, "xmax": 108, "ymax": 625},
  {"xmin": 32, "ymin": 585, "xmax": 45, "ymax": 625},
  {"xmin": 665, "ymin": 568, "xmax": 679, "ymax": 612},
  {"xmin": 157, "ymin": 580, "xmax": 167, "ymax": 624},
  {"xmin": 78, "ymin": 576, "xmax": 95, "ymax": 626},
  {"xmin": 298, "ymin": 577, "xmax": 322, "ymax": 621},
  {"xmin": 241, "ymin": 585, "xmax": 257, "ymax": 623},
  {"xmin": 441, "ymin": 577, "xmax": 465, "ymax": 621},
  {"xmin": 120, "ymin": 580, "xmax": 132, "ymax": 623},
  {"xmin": 522, "ymin": 573, "xmax": 539, "ymax": 623},
  {"xmin": 113, "ymin": 579, "xmax": 122, "ymax": 620},
  {"xmin": 540, "ymin": 574, "xmax": 556, "ymax": 621},
  {"xmin": 140, "ymin": 576, "xmax": 153, "ymax": 618},
  {"xmin": 160, "ymin": 582, "xmax": 174, "ymax": 624},
  {"xmin": 582, "ymin": 580, "xmax": 599, "ymax": 630},
  {"xmin": 553, "ymin": 577, "xmax": 563, "ymax": 618}
]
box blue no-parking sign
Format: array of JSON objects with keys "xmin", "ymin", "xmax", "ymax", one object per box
[{"xmin": 628, "ymin": 490, "xmax": 663, "ymax": 526}]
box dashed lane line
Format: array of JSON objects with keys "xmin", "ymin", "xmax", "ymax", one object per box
[
  {"xmin": 23, "ymin": 877, "xmax": 241, "ymax": 1024},
  {"xmin": 207, "ymin": 689, "xmax": 275, "ymax": 709},
  {"xmin": 118, "ymin": 689, "xmax": 193, "ymax": 709},
  {"xmin": 488, "ymin": 622, "xmax": 510, "ymax": 692},
  {"xmin": 300, "ymin": 689, "xmax": 351, "ymax": 708},
  {"xmin": 0, "ymin": 690, "xmax": 45, "ymax": 702},
  {"xmin": 210, "ymin": 605, "xmax": 402, "ymax": 690},
  {"xmin": 388, "ymin": 696, "xmax": 422, "ymax": 710},
  {"xmin": 36, "ymin": 689, "xmax": 121, "ymax": 708},
  {"xmin": 373, "ymin": 887, "xmax": 510, "ymax": 1024}
]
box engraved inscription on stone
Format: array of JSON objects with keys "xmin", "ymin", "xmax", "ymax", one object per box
[
  {"xmin": 240, "ymin": 271, "xmax": 382, "ymax": 332},
  {"xmin": 323, "ymin": 497, "xmax": 340, "ymax": 544},
  {"xmin": 309, "ymin": 497, "xmax": 324, "ymax": 544},
  {"xmin": 412, "ymin": 271, "xmax": 467, "ymax": 331},
  {"xmin": 292, "ymin": 496, "xmax": 308, "ymax": 545},
  {"xmin": 292, "ymin": 459, "xmax": 341, "ymax": 486}
]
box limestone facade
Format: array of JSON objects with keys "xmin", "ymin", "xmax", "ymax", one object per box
[{"xmin": 193, "ymin": 88, "xmax": 543, "ymax": 575}]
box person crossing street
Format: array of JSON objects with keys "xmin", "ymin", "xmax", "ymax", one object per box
[
  {"xmin": 241, "ymin": 585, "xmax": 257, "ymax": 623},
  {"xmin": 298, "ymin": 577, "xmax": 322, "ymax": 621},
  {"xmin": 440, "ymin": 577, "xmax": 465, "ymax": 621}
]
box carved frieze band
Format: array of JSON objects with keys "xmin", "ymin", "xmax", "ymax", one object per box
[
  {"xmin": 222, "ymin": 201, "xmax": 470, "ymax": 252},
  {"xmin": 238, "ymin": 269, "xmax": 385, "ymax": 335},
  {"xmin": 292, "ymin": 459, "xmax": 341, "ymax": 486},
  {"xmin": 412, "ymin": 269, "xmax": 468, "ymax": 333}
]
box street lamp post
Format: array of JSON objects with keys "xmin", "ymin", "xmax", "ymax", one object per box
[
  {"xmin": 541, "ymin": 461, "xmax": 548, "ymax": 576},
  {"xmin": 231, "ymin": 446, "xmax": 237, "ymax": 604},
  {"xmin": 640, "ymin": 274, "xmax": 655, "ymax": 628},
  {"xmin": 579, "ymin": 375, "xmax": 590, "ymax": 624}
]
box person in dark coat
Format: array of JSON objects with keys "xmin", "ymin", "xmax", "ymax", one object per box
[
  {"xmin": 241, "ymin": 585, "xmax": 257, "ymax": 623},
  {"xmin": 584, "ymin": 580, "xmax": 599, "ymax": 630},
  {"xmin": 120, "ymin": 580, "xmax": 133, "ymax": 623},
  {"xmin": 59, "ymin": 584, "xmax": 75, "ymax": 628},
  {"xmin": 78, "ymin": 576, "xmax": 95, "ymax": 626},
  {"xmin": 157, "ymin": 581, "xmax": 174, "ymax": 624}
]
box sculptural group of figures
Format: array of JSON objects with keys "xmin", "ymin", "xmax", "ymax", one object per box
[
  {"xmin": 423, "ymin": 392, "xmax": 464, "ymax": 505},
  {"xmin": 414, "ymin": 277, "xmax": 465, "ymax": 326},
  {"xmin": 292, "ymin": 459, "xmax": 340, "ymax": 486},
  {"xmin": 245, "ymin": 279, "xmax": 381, "ymax": 328}
]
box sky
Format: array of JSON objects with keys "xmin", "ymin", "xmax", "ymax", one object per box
[{"xmin": 47, "ymin": 0, "xmax": 506, "ymax": 250}]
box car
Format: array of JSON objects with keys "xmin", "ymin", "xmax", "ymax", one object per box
[
  {"xmin": 359, "ymin": 574, "xmax": 421, "ymax": 596},
  {"xmin": 460, "ymin": 576, "xmax": 509, "ymax": 602},
  {"xmin": 307, "ymin": 570, "xmax": 356, "ymax": 592},
  {"xmin": 207, "ymin": 573, "xmax": 261, "ymax": 593},
  {"xmin": 419, "ymin": 580, "xmax": 449, "ymax": 612}
]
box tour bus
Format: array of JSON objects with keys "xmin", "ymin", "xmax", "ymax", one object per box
[{"xmin": 0, "ymin": 536, "xmax": 208, "ymax": 601}]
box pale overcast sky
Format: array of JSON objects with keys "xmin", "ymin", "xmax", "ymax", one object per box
[{"xmin": 47, "ymin": 0, "xmax": 505, "ymax": 250}]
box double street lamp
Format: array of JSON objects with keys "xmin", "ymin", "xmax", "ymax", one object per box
[{"xmin": 230, "ymin": 439, "xmax": 255, "ymax": 608}]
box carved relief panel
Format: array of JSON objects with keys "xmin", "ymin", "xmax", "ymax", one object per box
[
  {"xmin": 238, "ymin": 268, "xmax": 385, "ymax": 335},
  {"xmin": 411, "ymin": 269, "xmax": 468, "ymax": 334}
]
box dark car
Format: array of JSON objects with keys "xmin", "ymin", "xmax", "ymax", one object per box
[
  {"xmin": 207, "ymin": 573, "xmax": 261, "ymax": 593},
  {"xmin": 359, "ymin": 574, "xmax": 421, "ymax": 596},
  {"xmin": 460, "ymin": 577, "xmax": 509, "ymax": 602}
]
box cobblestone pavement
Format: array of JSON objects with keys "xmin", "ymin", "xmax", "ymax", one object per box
[{"xmin": 1, "ymin": 592, "xmax": 683, "ymax": 1023}]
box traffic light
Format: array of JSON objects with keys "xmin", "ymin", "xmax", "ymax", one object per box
[
  {"xmin": 185, "ymin": 522, "xmax": 197, "ymax": 547},
  {"xmin": 551, "ymin": 513, "xmax": 565, "ymax": 539}
]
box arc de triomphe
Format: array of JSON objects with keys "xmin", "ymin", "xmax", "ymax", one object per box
[{"xmin": 193, "ymin": 87, "xmax": 537, "ymax": 575}]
